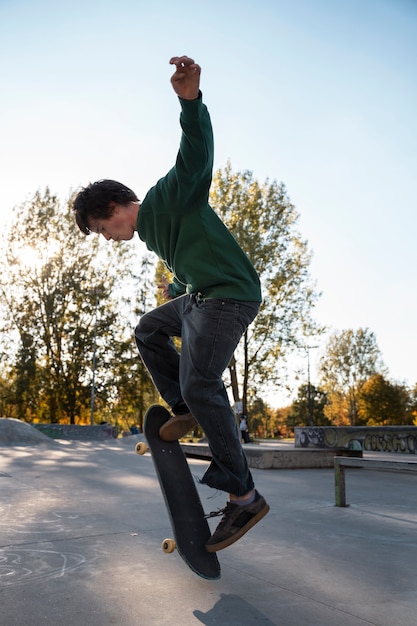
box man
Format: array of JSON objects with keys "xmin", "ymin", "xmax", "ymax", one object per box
[{"xmin": 72, "ymin": 55, "xmax": 269, "ymax": 551}]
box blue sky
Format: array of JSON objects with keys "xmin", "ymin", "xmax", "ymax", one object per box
[{"xmin": 1, "ymin": 0, "xmax": 416, "ymax": 402}]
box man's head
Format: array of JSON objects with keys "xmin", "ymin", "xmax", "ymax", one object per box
[{"xmin": 72, "ymin": 179, "xmax": 139, "ymax": 239}]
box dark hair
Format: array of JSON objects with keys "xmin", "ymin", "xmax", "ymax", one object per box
[{"xmin": 72, "ymin": 179, "xmax": 138, "ymax": 235}]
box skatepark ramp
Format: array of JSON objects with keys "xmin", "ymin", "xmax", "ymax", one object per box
[{"xmin": 0, "ymin": 417, "xmax": 57, "ymax": 446}]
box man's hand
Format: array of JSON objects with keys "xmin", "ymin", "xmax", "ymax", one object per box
[
  {"xmin": 170, "ymin": 56, "xmax": 201, "ymax": 100},
  {"xmin": 158, "ymin": 275, "xmax": 172, "ymax": 300}
]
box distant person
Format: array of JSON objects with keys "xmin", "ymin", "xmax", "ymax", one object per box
[
  {"xmin": 72, "ymin": 55, "xmax": 269, "ymax": 551},
  {"xmin": 240, "ymin": 414, "xmax": 250, "ymax": 444}
]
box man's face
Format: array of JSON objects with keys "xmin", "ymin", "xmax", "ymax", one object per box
[{"xmin": 90, "ymin": 204, "xmax": 135, "ymax": 241}]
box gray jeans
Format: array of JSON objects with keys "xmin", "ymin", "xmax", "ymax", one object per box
[{"xmin": 134, "ymin": 293, "xmax": 260, "ymax": 496}]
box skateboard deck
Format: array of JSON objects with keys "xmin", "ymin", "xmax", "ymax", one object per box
[{"xmin": 139, "ymin": 404, "xmax": 221, "ymax": 580}]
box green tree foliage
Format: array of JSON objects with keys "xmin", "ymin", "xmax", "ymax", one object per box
[
  {"xmin": 109, "ymin": 254, "xmax": 160, "ymax": 430},
  {"xmin": 287, "ymin": 383, "xmax": 329, "ymax": 427},
  {"xmin": 273, "ymin": 405, "xmax": 293, "ymax": 438},
  {"xmin": 155, "ymin": 259, "xmax": 171, "ymax": 307},
  {"xmin": 319, "ymin": 328, "xmax": 386, "ymax": 425},
  {"xmin": 409, "ymin": 384, "xmax": 417, "ymax": 426},
  {"xmin": 246, "ymin": 397, "xmax": 277, "ymax": 438},
  {"xmin": 0, "ymin": 189, "xmax": 156, "ymax": 424},
  {"xmin": 210, "ymin": 162, "xmax": 321, "ymax": 410},
  {"xmin": 358, "ymin": 374, "xmax": 412, "ymax": 425}
]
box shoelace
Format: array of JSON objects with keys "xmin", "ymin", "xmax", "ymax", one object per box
[{"xmin": 204, "ymin": 502, "xmax": 235, "ymax": 520}]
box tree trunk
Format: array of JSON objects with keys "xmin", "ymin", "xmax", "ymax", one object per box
[
  {"xmin": 242, "ymin": 330, "xmax": 249, "ymax": 414},
  {"xmin": 228, "ymin": 354, "xmax": 240, "ymax": 405}
]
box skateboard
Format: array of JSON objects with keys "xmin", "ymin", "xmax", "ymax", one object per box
[{"xmin": 136, "ymin": 404, "xmax": 221, "ymax": 580}]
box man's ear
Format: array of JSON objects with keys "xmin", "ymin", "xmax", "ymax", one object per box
[{"xmin": 108, "ymin": 201, "xmax": 119, "ymax": 215}]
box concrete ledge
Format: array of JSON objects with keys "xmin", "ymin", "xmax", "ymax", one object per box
[{"xmin": 181, "ymin": 442, "xmax": 361, "ymax": 469}]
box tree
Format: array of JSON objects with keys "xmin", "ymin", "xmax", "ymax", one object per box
[
  {"xmin": 409, "ymin": 384, "xmax": 417, "ymax": 425},
  {"xmin": 319, "ymin": 328, "xmax": 386, "ymax": 425},
  {"xmin": 358, "ymin": 374, "xmax": 412, "ymax": 425},
  {"xmin": 210, "ymin": 162, "xmax": 321, "ymax": 412},
  {"xmin": 109, "ymin": 254, "xmax": 160, "ymax": 430},
  {"xmin": 287, "ymin": 383, "xmax": 329, "ymax": 427},
  {"xmin": 246, "ymin": 397, "xmax": 276, "ymax": 439},
  {"xmin": 321, "ymin": 390, "xmax": 350, "ymax": 426},
  {"xmin": 273, "ymin": 405, "xmax": 293, "ymax": 438},
  {"xmin": 0, "ymin": 188, "xmax": 153, "ymax": 424}
]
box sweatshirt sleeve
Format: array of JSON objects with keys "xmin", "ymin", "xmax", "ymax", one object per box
[{"xmin": 174, "ymin": 92, "xmax": 214, "ymax": 206}]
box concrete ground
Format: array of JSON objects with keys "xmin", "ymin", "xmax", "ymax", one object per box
[{"xmin": 1, "ymin": 422, "xmax": 417, "ymax": 625}]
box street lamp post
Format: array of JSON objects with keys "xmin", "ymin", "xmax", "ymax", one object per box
[
  {"xmin": 306, "ymin": 345, "xmax": 318, "ymax": 426},
  {"xmin": 90, "ymin": 294, "xmax": 98, "ymax": 426}
]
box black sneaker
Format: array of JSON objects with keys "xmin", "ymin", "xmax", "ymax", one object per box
[
  {"xmin": 206, "ymin": 491, "xmax": 269, "ymax": 552},
  {"xmin": 159, "ymin": 412, "xmax": 197, "ymax": 441}
]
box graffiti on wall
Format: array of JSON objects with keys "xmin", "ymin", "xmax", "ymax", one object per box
[
  {"xmin": 33, "ymin": 423, "xmax": 118, "ymax": 440},
  {"xmin": 294, "ymin": 426, "xmax": 417, "ymax": 454}
]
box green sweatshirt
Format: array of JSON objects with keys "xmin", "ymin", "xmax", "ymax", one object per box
[{"xmin": 137, "ymin": 93, "xmax": 262, "ymax": 302}]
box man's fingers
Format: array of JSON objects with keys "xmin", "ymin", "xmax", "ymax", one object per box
[
  {"xmin": 169, "ymin": 56, "xmax": 200, "ymax": 76},
  {"xmin": 169, "ymin": 55, "xmax": 195, "ymax": 67}
]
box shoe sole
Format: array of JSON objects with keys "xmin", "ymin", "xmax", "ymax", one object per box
[
  {"xmin": 206, "ymin": 503, "xmax": 270, "ymax": 552},
  {"xmin": 159, "ymin": 415, "xmax": 197, "ymax": 442}
]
